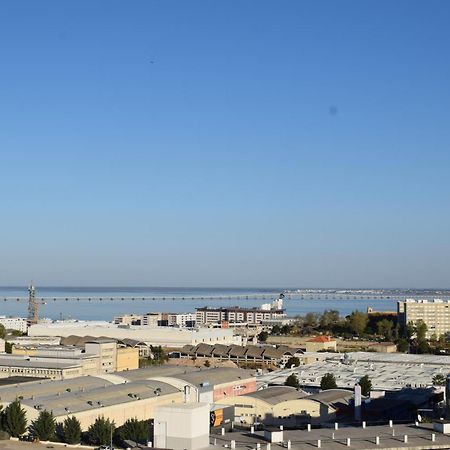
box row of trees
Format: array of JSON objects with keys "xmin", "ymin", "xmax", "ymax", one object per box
[
  {"xmin": 271, "ymin": 310, "xmax": 399, "ymax": 340},
  {"xmin": 0, "ymin": 400, "xmax": 148, "ymax": 445},
  {"xmin": 285, "ymin": 372, "xmax": 372, "ymax": 396}
]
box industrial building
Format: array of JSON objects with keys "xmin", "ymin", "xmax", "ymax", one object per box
[
  {"xmin": 398, "ymin": 298, "xmax": 450, "ymax": 338},
  {"xmin": 174, "ymin": 343, "xmax": 303, "ymax": 366},
  {"xmin": 28, "ymin": 320, "xmax": 241, "ymax": 347},
  {"xmin": 0, "ymin": 339, "xmax": 139, "ymax": 379},
  {"xmin": 0, "ymin": 366, "xmax": 255, "ymax": 430},
  {"xmin": 259, "ymin": 351, "xmax": 450, "ymax": 391},
  {"xmin": 211, "ymin": 422, "xmax": 450, "ymax": 450},
  {"xmin": 218, "ymin": 386, "xmax": 353, "ymax": 426}
]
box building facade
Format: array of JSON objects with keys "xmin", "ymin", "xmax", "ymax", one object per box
[
  {"xmin": 398, "ymin": 299, "xmax": 450, "ymax": 339},
  {"xmin": 0, "ymin": 316, "xmax": 28, "ymax": 333},
  {"xmin": 196, "ymin": 307, "xmax": 286, "ymax": 326}
]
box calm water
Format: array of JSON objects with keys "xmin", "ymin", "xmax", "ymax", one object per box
[{"xmin": 0, "ymin": 287, "xmax": 399, "ymax": 320}]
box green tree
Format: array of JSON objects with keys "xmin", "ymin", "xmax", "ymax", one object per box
[
  {"xmin": 319, "ymin": 310, "xmax": 340, "ymax": 330},
  {"xmin": 376, "ymin": 319, "xmax": 394, "ymax": 341},
  {"xmin": 432, "ymin": 374, "xmax": 446, "ymax": 386},
  {"xmin": 406, "ymin": 322, "xmax": 415, "ymax": 339},
  {"xmin": 258, "ymin": 331, "xmax": 269, "ymax": 342},
  {"xmin": 0, "ymin": 324, "xmax": 5, "ymax": 339},
  {"xmin": 285, "ymin": 357, "xmax": 300, "ymax": 368},
  {"xmin": 396, "ymin": 338, "xmax": 409, "ymax": 353},
  {"xmin": 150, "ymin": 346, "xmax": 167, "ymax": 364},
  {"xmin": 304, "ymin": 312, "xmax": 319, "ymax": 329},
  {"xmin": 87, "ymin": 417, "xmax": 115, "ymax": 446},
  {"xmin": 29, "ymin": 410, "xmax": 56, "ymax": 441},
  {"xmin": 284, "ymin": 373, "xmax": 300, "ymax": 389},
  {"xmin": 61, "ymin": 416, "xmax": 82, "ymax": 444},
  {"xmin": 2, "ymin": 399, "xmax": 27, "ymax": 437},
  {"xmin": 320, "ymin": 373, "xmax": 337, "ymax": 390},
  {"xmin": 348, "ymin": 311, "xmax": 368, "ymax": 336},
  {"xmin": 204, "ymin": 360, "xmax": 211, "ymax": 368},
  {"xmin": 271, "ymin": 325, "xmax": 281, "ymax": 335},
  {"xmin": 4, "ymin": 342, "xmax": 12, "ymax": 354},
  {"xmin": 416, "ymin": 320, "xmax": 428, "ymax": 342},
  {"xmin": 116, "ymin": 418, "xmax": 148, "ymax": 445},
  {"xmin": 417, "ymin": 340, "xmax": 431, "ymax": 354},
  {"xmin": 358, "ymin": 375, "xmax": 372, "ymax": 396}
]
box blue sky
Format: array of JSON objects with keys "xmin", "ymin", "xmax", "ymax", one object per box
[{"xmin": 0, "ymin": 1, "xmax": 449, "ymax": 288}]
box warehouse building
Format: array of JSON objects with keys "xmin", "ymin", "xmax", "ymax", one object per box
[
  {"xmin": 175, "ymin": 343, "xmax": 303, "ymax": 366},
  {"xmin": 0, "ymin": 366, "xmax": 255, "ymax": 430},
  {"xmin": 219, "ymin": 386, "xmax": 346, "ymax": 426},
  {"xmin": 0, "ymin": 339, "xmax": 139, "ymax": 380},
  {"xmin": 28, "ymin": 321, "xmax": 241, "ymax": 347}
]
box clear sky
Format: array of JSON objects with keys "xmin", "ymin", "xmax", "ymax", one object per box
[{"xmin": 1, "ymin": 1, "xmax": 449, "ymax": 288}]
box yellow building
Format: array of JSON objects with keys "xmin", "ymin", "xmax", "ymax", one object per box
[
  {"xmin": 219, "ymin": 386, "xmax": 337, "ymax": 426},
  {"xmin": 116, "ymin": 347, "xmax": 139, "ymax": 371}
]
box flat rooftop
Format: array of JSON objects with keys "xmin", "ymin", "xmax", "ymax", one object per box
[
  {"xmin": 259, "ymin": 352, "xmax": 450, "ymax": 391},
  {"xmin": 213, "ymin": 423, "xmax": 450, "ymax": 449}
]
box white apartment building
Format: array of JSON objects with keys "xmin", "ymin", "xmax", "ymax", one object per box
[
  {"xmin": 0, "ymin": 316, "xmax": 28, "ymax": 333},
  {"xmin": 196, "ymin": 306, "xmax": 286, "ymax": 326},
  {"xmin": 166, "ymin": 313, "xmax": 196, "ymax": 327},
  {"xmin": 398, "ymin": 299, "xmax": 450, "ymax": 339}
]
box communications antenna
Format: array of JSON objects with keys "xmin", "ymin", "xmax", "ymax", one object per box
[{"xmin": 27, "ymin": 283, "xmax": 44, "ymax": 325}]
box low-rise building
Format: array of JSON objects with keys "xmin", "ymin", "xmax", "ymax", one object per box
[
  {"xmin": 219, "ymin": 386, "xmax": 340, "ymax": 426},
  {"xmin": 305, "ymin": 336, "xmax": 337, "ymax": 352},
  {"xmin": 28, "ymin": 320, "xmax": 241, "ymax": 347},
  {"xmin": 175, "ymin": 343, "xmax": 303, "ymax": 366},
  {"xmin": 2, "ymin": 339, "xmax": 139, "ymax": 379},
  {"xmin": 0, "ymin": 366, "xmax": 255, "ymax": 430}
]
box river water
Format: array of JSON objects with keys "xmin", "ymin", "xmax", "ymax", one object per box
[{"xmin": 0, "ymin": 286, "xmax": 401, "ymax": 320}]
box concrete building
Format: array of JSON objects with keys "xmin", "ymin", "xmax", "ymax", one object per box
[
  {"xmin": 28, "ymin": 320, "xmax": 241, "ymax": 347},
  {"xmin": 305, "ymin": 336, "xmax": 337, "ymax": 352},
  {"xmin": 212, "ymin": 422, "xmax": 450, "ymax": 450},
  {"xmin": 154, "ymin": 403, "xmax": 210, "ymax": 450},
  {"xmin": 0, "ymin": 338, "xmax": 5, "ymax": 353},
  {"xmin": 1, "ymin": 339, "xmax": 139, "ymax": 379},
  {"xmin": 0, "ymin": 366, "xmax": 255, "ymax": 430},
  {"xmin": 219, "ymin": 386, "xmax": 340, "ymax": 426},
  {"xmin": 259, "ymin": 351, "xmax": 450, "ymax": 391},
  {"xmin": 0, "ymin": 316, "xmax": 28, "ymax": 333},
  {"xmin": 398, "ymin": 299, "xmax": 450, "ymax": 338},
  {"xmin": 196, "ymin": 306, "xmax": 286, "ymax": 326},
  {"xmin": 176, "ymin": 343, "xmax": 303, "ymax": 366}
]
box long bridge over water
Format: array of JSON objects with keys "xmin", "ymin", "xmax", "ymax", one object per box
[{"xmin": 2, "ymin": 293, "xmax": 450, "ymax": 303}]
